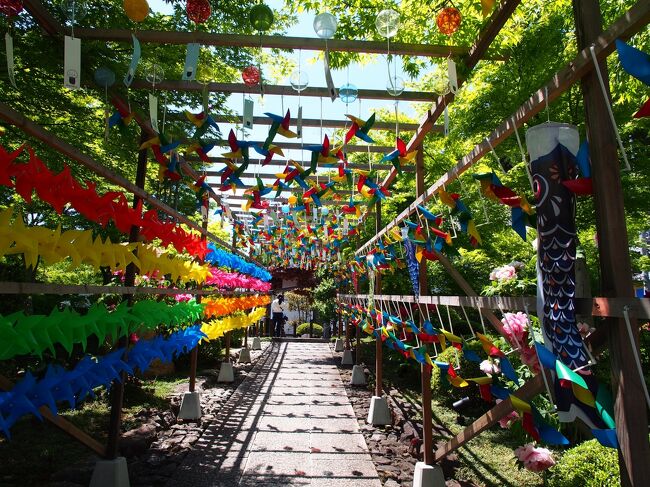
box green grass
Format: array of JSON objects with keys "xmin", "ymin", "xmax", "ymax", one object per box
[
  {"xmin": 363, "ymin": 344, "xmax": 547, "ymax": 487},
  {"xmin": 0, "ymin": 373, "xmax": 195, "ymax": 486}
]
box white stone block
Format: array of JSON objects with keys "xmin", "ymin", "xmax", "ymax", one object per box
[
  {"xmin": 350, "ymin": 364, "xmax": 366, "ymax": 386},
  {"xmin": 413, "ymin": 462, "xmax": 445, "ymax": 487},
  {"xmin": 178, "ymin": 391, "xmax": 201, "ymax": 420},
  {"xmin": 367, "ymin": 395, "xmax": 391, "ymax": 426},
  {"xmin": 89, "ymin": 457, "xmax": 130, "ymax": 487},
  {"xmin": 238, "ymin": 348, "xmax": 252, "ymax": 364},
  {"xmin": 217, "ymin": 361, "xmax": 234, "ymax": 383},
  {"xmin": 341, "ymin": 349, "xmax": 354, "ymax": 365}
]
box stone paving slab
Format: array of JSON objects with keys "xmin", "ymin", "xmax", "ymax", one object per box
[{"xmin": 167, "ymin": 341, "xmax": 380, "ymax": 486}]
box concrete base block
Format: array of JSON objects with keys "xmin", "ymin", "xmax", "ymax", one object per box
[
  {"xmin": 238, "ymin": 348, "xmax": 252, "ymax": 364},
  {"xmin": 89, "ymin": 457, "xmax": 130, "ymax": 487},
  {"xmin": 367, "ymin": 395, "xmax": 391, "ymax": 426},
  {"xmin": 178, "ymin": 391, "xmax": 201, "ymax": 420},
  {"xmin": 333, "ymin": 338, "xmax": 344, "ymax": 352},
  {"xmin": 251, "ymin": 337, "xmax": 262, "ymax": 350},
  {"xmin": 217, "ymin": 361, "xmax": 234, "ymax": 383},
  {"xmin": 341, "ymin": 349, "xmax": 354, "ymax": 365},
  {"xmin": 350, "ymin": 364, "xmax": 367, "ymax": 386},
  {"xmin": 413, "ymin": 462, "xmax": 445, "ymax": 487}
]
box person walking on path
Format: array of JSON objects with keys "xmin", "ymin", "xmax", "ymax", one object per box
[{"xmin": 270, "ymin": 294, "xmax": 286, "ymax": 338}]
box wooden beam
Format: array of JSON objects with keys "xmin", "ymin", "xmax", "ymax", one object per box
[
  {"xmin": 202, "ymin": 115, "xmax": 426, "ymax": 132},
  {"xmin": 433, "ymin": 375, "xmax": 545, "ymax": 462},
  {"xmin": 192, "ymin": 157, "xmax": 413, "ymax": 172},
  {"xmin": 573, "ymin": 0, "xmax": 650, "ymax": 484},
  {"xmin": 0, "ymin": 281, "xmax": 255, "ymax": 296},
  {"xmin": 0, "ymin": 374, "xmax": 106, "ymax": 457},
  {"xmin": 203, "ymin": 169, "xmax": 412, "ymax": 181},
  {"xmin": 129, "ymin": 79, "xmax": 436, "ymax": 102},
  {"xmin": 200, "ymin": 140, "xmax": 392, "ymax": 153},
  {"xmin": 356, "ymin": 0, "xmax": 650, "ymax": 256},
  {"xmin": 23, "ymin": 0, "xmax": 64, "ymax": 36},
  {"xmin": 338, "ymin": 294, "xmax": 650, "ymax": 320},
  {"xmin": 0, "ymin": 102, "xmax": 254, "ymax": 262},
  {"xmin": 380, "ymin": 0, "xmax": 523, "ymax": 190},
  {"xmin": 69, "ymin": 27, "xmax": 508, "ymax": 60}
]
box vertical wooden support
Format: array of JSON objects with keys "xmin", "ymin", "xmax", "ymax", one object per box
[
  {"xmin": 573, "ymin": 2, "xmax": 650, "ymax": 484},
  {"xmin": 189, "ymin": 211, "xmax": 208, "ymax": 393},
  {"xmin": 415, "ymin": 147, "xmax": 434, "ymax": 465},
  {"xmin": 345, "ymin": 316, "xmax": 351, "ymax": 350},
  {"xmin": 375, "ymin": 200, "xmax": 384, "ymax": 397},
  {"xmin": 338, "ymin": 308, "xmax": 342, "ymax": 338},
  {"xmin": 106, "ymin": 130, "xmax": 148, "ymax": 459}
]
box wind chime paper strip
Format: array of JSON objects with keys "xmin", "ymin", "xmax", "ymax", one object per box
[
  {"xmin": 124, "ymin": 34, "xmax": 141, "ymax": 87},
  {"xmin": 447, "ymin": 58, "xmax": 458, "ymax": 93},
  {"xmin": 243, "ymin": 98, "xmax": 254, "ymax": 130},
  {"xmin": 182, "ymin": 42, "xmax": 200, "ymax": 81},
  {"xmin": 323, "ymin": 50, "xmax": 337, "ymax": 101},
  {"xmin": 148, "ymin": 93, "xmax": 159, "ymax": 133},
  {"xmin": 63, "ymin": 36, "xmax": 81, "ymax": 90},
  {"xmin": 5, "ymin": 33, "xmax": 16, "ymax": 89},
  {"xmin": 297, "ymin": 106, "xmax": 303, "ymax": 138}
]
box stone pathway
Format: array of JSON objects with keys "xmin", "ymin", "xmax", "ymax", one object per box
[{"xmin": 169, "ymin": 342, "xmax": 381, "ymax": 486}]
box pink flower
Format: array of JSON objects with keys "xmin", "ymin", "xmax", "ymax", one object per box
[
  {"xmin": 489, "ymin": 265, "xmax": 517, "ymax": 282},
  {"xmin": 501, "ymin": 312, "xmax": 529, "ymax": 346},
  {"xmin": 174, "ymin": 293, "xmax": 192, "ymax": 302},
  {"xmin": 514, "ymin": 443, "xmax": 555, "ymax": 472},
  {"xmin": 520, "ymin": 345, "xmax": 541, "ymax": 374},
  {"xmin": 495, "ymin": 400, "xmax": 519, "ymax": 428},
  {"xmin": 480, "ymin": 359, "xmax": 500, "ymax": 376}
]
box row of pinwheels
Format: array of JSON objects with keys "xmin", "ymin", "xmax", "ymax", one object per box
[{"xmin": 339, "ymin": 301, "xmax": 618, "ymax": 450}]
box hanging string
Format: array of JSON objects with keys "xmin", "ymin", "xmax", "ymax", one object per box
[
  {"xmin": 588, "ymin": 45, "xmax": 631, "ymax": 171},
  {"xmin": 524, "ymin": 303, "xmax": 557, "ymax": 412},
  {"xmin": 445, "ymin": 304, "xmax": 455, "ymax": 336},
  {"xmin": 459, "ymin": 303, "xmax": 476, "ymax": 337},
  {"xmin": 395, "ymin": 100, "xmax": 400, "ymax": 139},
  {"xmin": 512, "ymin": 116, "xmax": 533, "ymax": 190},
  {"xmin": 544, "ymin": 86, "xmax": 550, "ymax": 123},
  {"xmin": 485, "ymin": 137, "xmax": 500, "ymax": 165},
  {"xmin": 498, "ymin": 304, "xmax": 523, "ymax": 352},
  {"xmin": 477, "ymin": 305, "xmax": 487, "ymax": 334},
  {"xmin": 423, "ymin": 302, "xmax": 439, "ymax": 357}
]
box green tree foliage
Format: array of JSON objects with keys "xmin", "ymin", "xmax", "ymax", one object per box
[
  {"xmin": 313, "ymin": 266, "xmax": 337, "ymax": 323},
  {"xmin": 321, "ymin": 0, "xmax": 650, "ymax": 297},
  {"xmin": 285, "ymin": 290, "xmax": 312, "ymax": 323}
]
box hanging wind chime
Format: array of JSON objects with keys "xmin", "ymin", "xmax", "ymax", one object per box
[
  {"xmin": 313, "ymin": 11, "xmax": 337, "ymax": 100},
  {"xmin": 1, "ymin": 0, "xmax": 23, "ymax": 89}
]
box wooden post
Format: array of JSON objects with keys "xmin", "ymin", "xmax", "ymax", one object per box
[
  {"xmin": 345, "ymin": 317, "xmax": 351, "ymax": 350},
  {"xmin": 416, "ymin": 147, "xmax": 434, "ymax": 465},
  {"xmin": 106, "ymin": 130, "xmax": 148, "ymax": 460},
  {"xmin": 375, "ymin": 200, "xmax": 384, "ymax": 397},
  {"xmin": 573, "ymin": 2, "xmax": 650, "ymax": 484},
  {"xmin": 338, "ymin": 308, "xmax": 342, "ymax": 338},
  {"xmin": 189, "ymin": 212, "xmax": 208, "ymax": 393}
]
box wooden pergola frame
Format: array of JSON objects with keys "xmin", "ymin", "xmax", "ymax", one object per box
[
  {"xmin": 129, "ymin": 79, "xmax": 437, "ymax": 102},
  {"xmin": 347, "ymin": 1, "xmax": 650, "ymax": 486},
  {"xmin": 7, "ymin": 1, "xmax": 646, "ymax": 485}
]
